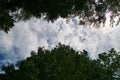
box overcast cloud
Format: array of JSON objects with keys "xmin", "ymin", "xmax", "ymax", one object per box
[{"xmin": 0, "ymin": 16, "xmax": 120, "ymax": 68}]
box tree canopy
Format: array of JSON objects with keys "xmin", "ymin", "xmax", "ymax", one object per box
[
  {"xmin": 0, "ymin": 0, "xmax": 120, "ymax": 32},
  {"xmin": 1, "ymin": 44, "xmax": 120, "ymax": 80}
]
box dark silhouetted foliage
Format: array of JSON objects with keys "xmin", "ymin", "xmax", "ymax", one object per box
[
  {"xmin": 0, "ymin": 0, "xmax": 119, "ymax": 32},
  {"xmin": 1, "ymin": 44, "xmax": 120, "ymax": 80}
]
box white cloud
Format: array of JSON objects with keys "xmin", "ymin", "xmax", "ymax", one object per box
[{"xmin": 0, "ymin": 17, "xmax": 120, "ymax": 66}]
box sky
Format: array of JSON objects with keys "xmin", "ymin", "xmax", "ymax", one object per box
[{"xmin": 0, "ymin": 12, "xmax": 120, "ymax": 72}]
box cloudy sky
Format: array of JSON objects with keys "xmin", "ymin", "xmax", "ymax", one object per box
[{"xmin": 0, "ymin": 13, "xmax": 120, "ymax": 72}]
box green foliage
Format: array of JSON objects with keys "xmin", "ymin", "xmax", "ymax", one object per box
[
  {"xmin": 98, "ymin": 48, "xmax": 120, "ymax": 79},
  {"xmin": 0, "ymin": 0, "xmax": 119, "ymax": 32},
  {"xmin": 0, "ymin": 11, "xmax": 14, "ymax": 33},
  {"xmin": 1, "ymin": 44, "xmax": 120, "ymax": 80}
]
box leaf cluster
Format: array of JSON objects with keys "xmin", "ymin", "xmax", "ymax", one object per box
[
  {"xmin": 0, "ymin": 0, "xmax": 119, "ymax": 32},
  {"xmin": 1, "ymin": 44, "xmax": 120, "ymax": 80}
]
